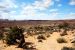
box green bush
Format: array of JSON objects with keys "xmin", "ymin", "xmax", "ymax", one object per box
[
  {"xmin": 38, "ymin": 39, "xmax": 43, "ymax": 42},
  {"xmin": 5, "ymin": 26, "xmax": 25, "ymax": 48},
  {"xmin": 0, "ymin": 32, "xmax": 4, "ymax": 40},
  {"xmin": 61, "ymin": 47, "xmax": 75, "ymax": 50},
  {"xmin": 37, "ymin": 35, "xmax": 46, "ymax": 40},
  {"xmin": 0, "ymin": 27, "xmax": 5, "ymax": 40},
  {"xmin": 57, "ymin": 38, "xmax": 67, "ymax": 43}
]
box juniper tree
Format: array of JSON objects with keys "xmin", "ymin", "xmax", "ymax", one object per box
[{"xmin": 5, "ymin": 26, "xmax": 25, "ymax": 48}]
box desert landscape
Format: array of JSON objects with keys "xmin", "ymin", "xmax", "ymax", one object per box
[
  {"xmin": 0, "ymin": 0, "xmax": 75, "ymax": 50},
  {"xmin": 0, "ymin": 20, "xmax": 75, "ymax": 50}
]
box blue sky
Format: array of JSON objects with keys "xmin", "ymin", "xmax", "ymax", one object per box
[{"xmin": 0, "ymin": 0, "xmax": 75, "ymax": 20}]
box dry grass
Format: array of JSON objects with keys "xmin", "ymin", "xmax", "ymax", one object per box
[{"xmin": 57, "ymin": 38, "xmax": 67, "ymax": 43}]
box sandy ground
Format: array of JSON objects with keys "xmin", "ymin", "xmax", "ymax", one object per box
[
  {"xmin": 0, "ymin": 32, "xmax": 74, "ymax": 50},
  {"xmin": 25, "ymin": 32, "xmax": 72, "ymax": 50}
]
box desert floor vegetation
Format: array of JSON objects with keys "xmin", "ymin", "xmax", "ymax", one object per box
[
  {"xmin": 0, "ymin": 22, "xmax": 75, "ymax": 50},
  {"xmin": 57, "ymin": 37, "xmax": 67, "ymax": 43},
  {"xmin": 61, "ymin": 47, "xmax": 75, "ymax": 50}
]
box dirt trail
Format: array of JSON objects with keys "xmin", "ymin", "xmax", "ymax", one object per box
[{"xmin": 35, "ymin": 32, "xmax": 61, "ymax": 50}]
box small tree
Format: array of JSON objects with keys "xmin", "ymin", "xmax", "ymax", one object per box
[
  {"xmin": 0, "ymin": 30, "xmax": 4, "ymax": 40},
  {"xmin": 0, "ymin": 27, "xmax": 5, "ymax": 40},
  {"xmin": 5, "ymin": 26, "xmax": 25, "ymax": 48}
]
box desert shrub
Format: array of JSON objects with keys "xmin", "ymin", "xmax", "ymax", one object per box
[
  {"xmin": 0, "ymin": 27, "xmax": 5, "ymax": 40},
  {"xmin": 61, "ymin": 47, "xmax": 75, "ymax": 50},
  {"xmin": 71, "ymin": 39, "xmax": 75, "ymax": 43},
  {"xmin": 46, "ymin": 34, "xmax": 50, "ymax": 38},
  {"xmin": 38, "ymin": 39, "xmax": 43, "ymax": 42},
  {"xmin": 37, "ymin": 35, "xmax": 46, "ymax": 40},
  {"xmin": 5, "ymin": 26, "xmax": 25, "ymax": 48},
  {"xmin": 0, "ymin": 31, "xmax": 4, "ymax": 40},
  {"xmin": 57, "ymin": 38, "xmax": 67, "ymax": 43},
  {"xmin": 44, "ymin": 26, "xmax": 50, "ymax": 31},
  {"xmin": 72, "ymin": 31, "xmax": 74, "ymax": 33},
  {"xmin": 60, "ymin": 30, "xmax": 67, "ymax": 36},
  {"xmin": 58, "ymin": 22, "xmax": 69, "ymax": 29},
  {"xmin": 49, "ymin": 31, "xmax": 53, "ymax": 34},
  {"xmin": 26, "ymin": 30, "xmax": 33, "ymax": 36},
  {"xmin": 34, "ymin": 26, "xmax": 43, "ymax": 31}
]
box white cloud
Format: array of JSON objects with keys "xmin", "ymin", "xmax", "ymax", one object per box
[
  {"xmin": 0, "ymin": 0, "xmax": 18, "ymax": 19},
  {"xmin": 0, "ymin": 0, "xmax": 18, "ymax": 9},
  {"xmin": 0, "ymin": 11, "xmax": 9, "ymax": 19},
  {"xmin": 33, "ymin": 0, "xmax": 54, "ymax": 10},
  {"xmin": 63, "ymin": 13, "xmax": 75, "ymax": 19},
  {"xmin": 12, "ymin": 11, "xmax": 60, "ymax": 20},
  {"xmin": 15, "ymin": 0, "xmax": 55, "ymax": 20},
  {"xmin": 67, "ymin": 13, "xmax": 75, "ymax": 18},
  {"xmin": 1, "ymin": 0, "xmax": 71, "ymax": 20},
  {"xmin": 20, "ymin": 5, "xmax": 37, "ymax": 17},
  {"xmin": 37, "ymin": 12, "xmax": 59, "ymax": 20},
  {"xmin": 0, "ymin": 0, "xmax": 54, "ymax": 20},
  {"xmin": 69, "ymin": 0, "xmax": 75, "ymax": 5},
  {"xmin": 43, "ymin": 0, "xmax": 54, "ymax": 7}
]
